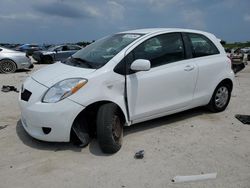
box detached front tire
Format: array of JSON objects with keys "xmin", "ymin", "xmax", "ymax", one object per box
[
  {"xmin": 97, "ymin": 103, "xmax": 124, "ymax": 154},
  {"xmin": 207, "ymin": 83, "xmax": 231, "ymax": 112}
]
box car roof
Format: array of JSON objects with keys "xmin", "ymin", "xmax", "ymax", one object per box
[{"xmin": 118, "ymin": 28, "xmax": 214, "ymax": 36}]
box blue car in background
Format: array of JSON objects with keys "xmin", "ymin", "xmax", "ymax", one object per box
[
  {"xmin": 32, "ymin": 44, "xmax": 82, "ymax": 64},
  {"xmin": 15, "ymin": 44, "xmax": 44, "ymax": 56}
]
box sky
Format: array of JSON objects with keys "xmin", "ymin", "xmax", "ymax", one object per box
[{"xmin": 0, "ymin": 0, "xmax": 249, "ymax": 44}]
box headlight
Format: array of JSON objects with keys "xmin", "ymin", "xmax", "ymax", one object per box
[{"xmin": 42, "ymin": 78, "xmax": 87, "ymax": 103}]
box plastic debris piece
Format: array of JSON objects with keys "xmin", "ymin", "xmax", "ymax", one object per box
[
  {"xmin": 72, "ymin": 126, "xmax": 89, "ymax": 148},
  {"xmin": 0, "ymin": 125, "xmax": 8, "ymax": 130},
  {"xmin": 134, "ymin": 150, "xmax": 144, "ymax": 159},
  {"xmin": 1, "ymin": 85, "xmax": 19, "ymax": 93},
  {"xmin": 172, "ymin": 173, "xmax": 217, "ymax": 183},
  {"xmin": 235, "ymin": 114, "xmax": 250, "ymax": 125}
]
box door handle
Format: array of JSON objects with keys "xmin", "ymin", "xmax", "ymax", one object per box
[{"xmin": 184, "ymin": 65, "xmax": 194, "ymax": 71}]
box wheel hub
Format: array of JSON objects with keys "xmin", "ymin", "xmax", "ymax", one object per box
[
  {"xmin": 1, "ymin": 61, "xmax": 15, "ymax": 73},
  {"xmin": 215, "ymin": 86, "xmax": 229, "ymax": 108},
  {"xmin": 112, "ymin": 115, "xmax": 122, "ymax": 141}
]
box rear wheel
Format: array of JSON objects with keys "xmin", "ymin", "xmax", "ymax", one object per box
[
  {"xmin": 207, "ymin": 83, "xmax": 231, "ymax": 112},
  {"xmin": 97, "ymin": 103, "xmax": 124, "ymax": 154},
  {"xmin": 0, "ymin": 59, "xmax": 17, "ymax": 73}
]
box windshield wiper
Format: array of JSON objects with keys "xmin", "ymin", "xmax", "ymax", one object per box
[{"xmin": 71, "ymin": 57, "xmax": 94, "ymax": 68}]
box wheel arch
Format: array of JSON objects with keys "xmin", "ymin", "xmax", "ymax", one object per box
[
  {"xmin": 0, "ymin": 58, "xmax": 18, "ymax": 70},
  {"xmin": 216, "ymin": 78, "xmax": 233, "ymax": 92},
  {"xmin": 70, "ymin": 100, "xmax": 127, "ymax": 141},
  {"xmin": 0, "ymin": 58, "xmax": 17, "ymax": 65},
  {"xmin": 207, "ymin": 78, "xmax": 233, "ymax": 112}
]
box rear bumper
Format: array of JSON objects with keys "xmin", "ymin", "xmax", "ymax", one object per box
[{"xmin": 17, "ymin": 58, "xmax": 33, "ymax": 69}]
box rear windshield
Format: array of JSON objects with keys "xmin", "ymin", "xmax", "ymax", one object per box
[{"xmin": 63, "ymin": 33, "xmax": 143, "ymax": 69}]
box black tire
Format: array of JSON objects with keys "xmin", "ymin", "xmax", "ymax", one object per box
[
  {"xmin": 0, "ymin": 59, "xmax": 17, "ymax": 73},
  {"xmin": 43, "ymin": 56, "xmax": 53, "ymax": 64},
  {"xmin": 97, "ymin": 103, "xmax": 124, "ymax": 154},
  {"xmin": 207, "ymin": 83, "xmax": 231, "ymax": 112}
]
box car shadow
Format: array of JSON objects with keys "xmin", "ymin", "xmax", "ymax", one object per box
[
  {"xmin": 15, "ymin": 69, "xmax": 32, "ymax": 73},
  {"xmin": 88, "ymin": 139, "xmax": 112, "ymax": 157},
  {"xmin": 16, "ymin": 107, "xmax": 209, "ymax": 155},
  {"xmin": 34, "ymin": 61, "xmax": 52, "ymax": 65},
  {"xmin": 123, "ymin": 107, "xmax": 207, "ymax": 136},
  {"xmin": 88, "ymin": 107, "xmax": 208, "ymax": 156},
  {"xmin": 16, "ymin": 120, "xmax": 82, "ymax": 152}
]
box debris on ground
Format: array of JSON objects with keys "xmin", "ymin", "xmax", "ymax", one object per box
[
  {"xmin": 172, "ymin": 173, "xmax": 217, "ymax": 183},
  {"xmin": 72, "ymin": 126, "xmax": 90, "ymax": 148},
  {"xmin": 235, "ymin": 114, "xmax": 250, "ymax": 125},
  {"xmin": 134, "ymin": 150, "xmax": 144, "ymax": 159},
  {"xmin": 0, "ymin": 124, "xmax": 8, "ymax": 130},
  {"xmin": 1, "ymin": 85, "xmax": 19, "ymax": 93}
]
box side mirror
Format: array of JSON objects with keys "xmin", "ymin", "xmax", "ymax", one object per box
[{"xmin": 130, "ymin": 59, "xmax": 151, "ymax": 72}]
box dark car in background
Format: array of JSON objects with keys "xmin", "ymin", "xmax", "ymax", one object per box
[
  {"xmin": 32, "ymin": 44, "xmax": 82, "ymax": 64},
  {"xmin": 15, "ymin": 44, "xmax": 44, "ymax": 56}
]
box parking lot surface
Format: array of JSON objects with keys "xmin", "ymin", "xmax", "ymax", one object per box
[{"xmin": 0, "ymin": 63, "xmax": 250, "ymax": 188}]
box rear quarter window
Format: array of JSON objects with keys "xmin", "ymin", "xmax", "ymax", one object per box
[{"xmin": 188, "ymin": 33, "xmax": 219, "ymax": 58}]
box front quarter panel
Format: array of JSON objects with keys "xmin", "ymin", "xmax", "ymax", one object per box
[{"xmin": 68, "ymin": 67, "xmax": 129, "ymax": 123}]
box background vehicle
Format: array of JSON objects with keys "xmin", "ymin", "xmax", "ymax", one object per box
[
  {"xmin": 231, "ymin": 48, "xmax": 246, "ymax": 73},
  {"xmin": 32, "ymin": 44, "xmax": 82, "ymax": 64},
  {"xmin": 0, "ymin": 47, "xmax": 33, "ymax": 73},
  {"xmin": 19, "ymin": 28, "xmax": 234, "ymax": 153},
  {"xmin": 15, "ymin": 44, "xmax": 44, "ymax": 56}
]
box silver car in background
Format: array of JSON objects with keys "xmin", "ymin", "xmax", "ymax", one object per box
[{"xmin": 0, "ymin": 47, "xmax": 33, "ymax": 73}]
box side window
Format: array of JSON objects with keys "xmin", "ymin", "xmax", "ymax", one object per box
[
  {"xmin": 132, "ymin": 33, "xmax": 185, "ymax": 67},
  {"xmin": 188, "ymin": 33, "xmax": 219, "ymax": 58}
]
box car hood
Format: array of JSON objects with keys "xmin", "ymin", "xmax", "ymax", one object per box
[{"xmin": 31, "ymin": 62, "xmax": 96, "ymax": 87}]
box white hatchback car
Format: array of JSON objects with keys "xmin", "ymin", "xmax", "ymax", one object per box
[{"xmin": 19, "ymin": 28, "xmax": 234, "ymax": 153}]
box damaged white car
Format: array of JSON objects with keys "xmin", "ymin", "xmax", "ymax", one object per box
[{"xmin": 19, "ymin": 28, "xmax": 234, "ymax": 153}]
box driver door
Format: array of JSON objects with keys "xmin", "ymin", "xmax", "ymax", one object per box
[{"xmin": 126, "ymin": 32, "xmax": 198, "ymax": 122}]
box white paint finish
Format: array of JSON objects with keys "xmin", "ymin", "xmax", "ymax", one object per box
[
  {"xmin": 127, "ymin": 58, "xmax": 198, "ymax": 121},
  {"xmin": 19, "ymin": 77, "xmax": 84, "ymax": 142},
  {"xmin": 130, "ymin": 59, "xmax": 151, "ymax": 71},
  {"xmin": 31, "ymin": 62, "xmax": 96, "ymax": 87},
  {"xmin": 18, "ymin": 28, "xmax": 234, "ymax": 142}
]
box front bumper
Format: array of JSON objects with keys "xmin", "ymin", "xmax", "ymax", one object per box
[{"xmin": 18, "ymin": 77, "xmax": 85, "ymax": 142}]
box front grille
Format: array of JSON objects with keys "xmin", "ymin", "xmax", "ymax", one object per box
[{"xmin": 21, "ymin": 89, "xmax": 32, "ymax": 102}]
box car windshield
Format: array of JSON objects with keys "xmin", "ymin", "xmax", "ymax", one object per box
[{"xmin": 62, "ymin": 33, "xmax": 143, "ymax": 69}]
